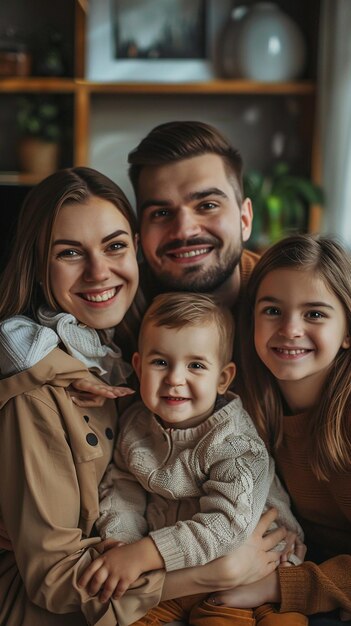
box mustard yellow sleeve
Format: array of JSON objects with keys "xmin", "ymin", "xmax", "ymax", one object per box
[{"xmin": 279, "ymin": 556, "xmax": 351, "ymax": 615}]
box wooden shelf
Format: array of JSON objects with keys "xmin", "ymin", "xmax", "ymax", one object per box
[
  {"xmin": 79, "ymin": 79, "xmax": 316, "ymax": 96},
  {"xmin": 0, "ymin": 77, "xmax": 76, "ymax": 93},
  {"xmin": 0, "ymin": 171, "xmax": 47, "ymax": 185},
  {"xmin": 0, "ymin": 77, "xmax": 316, "ymax": 96}
]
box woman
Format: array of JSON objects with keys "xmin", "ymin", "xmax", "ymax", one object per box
[
  {"xmin": 0, "ymin": 167, "xmax": 161, "ymax": 625},
  {"xmin": 0, "ymin": 167, "xmax": 289, "ymax": 626}
]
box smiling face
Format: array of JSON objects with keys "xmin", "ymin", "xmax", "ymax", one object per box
[
  {"xmin": 48, "ymin": 196, "xmax": 139, "ymax": 329},
  {"xmin": 132, "ymin": 321, "xmax": 235, "ymax": 429},
  {"xmin": 254, "ymin": 268, "xmax": 350, "ymax": 410},
  {"xmin": 138, "ymin": 154, "xmax": 252, "ymax": 299}
]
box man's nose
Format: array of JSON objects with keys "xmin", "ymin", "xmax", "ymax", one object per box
[{"xmin": 171, "ymin": 207, "xmax": 202, "ymax": 239}]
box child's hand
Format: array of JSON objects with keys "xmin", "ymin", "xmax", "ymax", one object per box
[
  {"xmin": 78, "ymin": 542, "xmax": 145, "ymax": 602},
  {"xmin": 95, "ymin": 538, "xmax": 126, "ymax": 554},
  {"xmin": 68, "ymin": 374, "xmax": 135, "ymax": 408}
]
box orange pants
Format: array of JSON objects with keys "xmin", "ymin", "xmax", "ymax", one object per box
[{"xmin": 130, "ymin": 592, "xmax": 307, "ymax": 626}]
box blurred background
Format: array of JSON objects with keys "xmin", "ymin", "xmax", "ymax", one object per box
[{"xmin": 0, "ymin": 0, "xmax": 350, "ymax": 271}]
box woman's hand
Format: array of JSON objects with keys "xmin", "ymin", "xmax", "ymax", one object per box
[
  {"xmin": 216, "ymin": 508, "xmax": 290, "ymax": 588},
  {"xmin": 208, "ymin": 570, "xmax": 281, "ymax": 608},
  {"xmin": 280, "ymin": 535, "xmax": 306, "ymax": 566},
  {"xmin": 206, "ymin": 515, "xmax": 305, "ymax": 607},
  {"xmin": 161, "ymin": 508, "xmax": 289, "ymax": 602},
  {"xmin": 68, "ymin": 374, "xmax": 135, "ymax": 408}
]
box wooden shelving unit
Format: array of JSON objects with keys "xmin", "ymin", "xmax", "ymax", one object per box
[
  {"xmin": 0, "ymin": 0, "xmax": 321, "ymax": 231},
  {"xmin": 0, "ymin": 77, "xmax": 317, "ymax": 184}
]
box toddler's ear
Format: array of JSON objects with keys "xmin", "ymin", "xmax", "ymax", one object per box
[
  {"xmin": 217, "ymin": 362, "xmax": 236, "ymax": 394},
  {"xmin": 132, "ymin": 352, "xmax": 141, "ymax": 380}
]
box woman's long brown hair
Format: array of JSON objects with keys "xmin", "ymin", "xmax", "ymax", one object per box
[{"xmin": 0, "ymin": 167, "xmax": 137, "ymax": 322}]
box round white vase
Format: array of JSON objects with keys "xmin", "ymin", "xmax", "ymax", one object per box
[{"xmin": 220, "ymin": 2, "xmax": 306, "ymax": 82}]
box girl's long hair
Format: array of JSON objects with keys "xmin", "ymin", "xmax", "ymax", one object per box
[
  {"xmin": 0, "ymin": 167, "xmax": 137, "ymax": 322},
  {"xmin": 239, "ymin": 234, "xmax": 351, "ymax": 480}
]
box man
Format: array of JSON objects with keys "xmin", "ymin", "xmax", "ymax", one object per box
[
  {"xmin": 118, "ymin": 120, "xmax": 259, "ymax": 361},
  {"xmin": 129, "ymin": 120, "xmax": 257, "ymax": 309}
]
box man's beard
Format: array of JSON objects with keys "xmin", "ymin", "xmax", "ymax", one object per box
[{"xmin": 149, "ymin": 246, "xmax": 243, "ymax": 293}]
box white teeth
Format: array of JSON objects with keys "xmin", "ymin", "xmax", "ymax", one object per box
[
  {"xmin": 83, "ymin": 288, "xmax": 116, "ymax": 302},
  {"xmin": 173, "ymin": 248, "xmax": 210, "ymax": 258},
  {"xmin": 166, "ymin": 397, "xmax": 187, "ymax": 401},
  {"xmin": 276, "ymin": 348, "xmax": 308, "ymax": 355}
]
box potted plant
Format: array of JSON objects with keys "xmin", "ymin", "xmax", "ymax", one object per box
[
  {"xmin": 17, "ymin": 95, "xmax": 61, "ymax": 177},
  {"xmin": 244, "ymin": 162, "xmax": 324, "ymax": 247}
]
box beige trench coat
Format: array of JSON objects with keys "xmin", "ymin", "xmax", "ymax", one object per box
[{"xmin": 0, "ymin": 349, "xmax": 164, "ymax": 626}]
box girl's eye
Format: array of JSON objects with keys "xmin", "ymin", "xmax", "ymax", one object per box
[
  {"xmin": 306, "ymin": 310, "xmax": 325, "ymax": 320},
  {"xmin": 150, "ymin": 358, "xmax": 167, "ymax": 367},
  {"xmin": 263, "ymin": 306, "xmax": 281, "ymax": 316},
  {"xmin": 188, "ymin": 362, "xmax": 205, "ymax": 370}
]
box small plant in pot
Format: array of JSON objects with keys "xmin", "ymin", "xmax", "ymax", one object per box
[
  {"xmin": 17, "ymin": 96, "xmax": 61, "ymax": 177},
  {"xmin": 244, "ymin": 162, "xmax": 324, "ymax": 248}
]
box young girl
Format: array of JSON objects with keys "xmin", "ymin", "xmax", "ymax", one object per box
[
  {"xmin": 0, "ymin": 167, "xmax": 290, "ymax": 626},
  {"xmin": 210, "ymin": 234, "xmax": 351, "ymax": 625}
]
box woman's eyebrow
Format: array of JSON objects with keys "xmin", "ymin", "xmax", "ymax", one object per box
[
  {"xmin": 52, "ymin": 238, "xmax": 81, "ymax": 246},
  {"xmin": 101, "ymin": 229, "xmax": 129, "ymax": 243},
  {"xmin": 53, "ymin": 229, "xmax": 129, "ymax": 246}
]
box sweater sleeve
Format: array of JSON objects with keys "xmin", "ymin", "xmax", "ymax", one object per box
[
  {"xmin": 279, "ymin": 555, "xmax": 351, "ymax": 615},
  {"xmin": 96, "ymin": 447, "xmax": 148, "ymax": 543},
  {"xmin": 150, "ymin": 434, "xmax": 271, "ymax": 571}
]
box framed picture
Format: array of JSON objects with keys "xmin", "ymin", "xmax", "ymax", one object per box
[
  {"xmin": 86, "ymin": 0, "xmax": 231, "ymax": 82},
  {"xmin": 113, "ymin": 0, "xmax": 206, "ymax": 60}
]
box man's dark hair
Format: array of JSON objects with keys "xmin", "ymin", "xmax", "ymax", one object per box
[{"xmin": 128, "ymin": 121, "xmax": 244, "ymax": 206}]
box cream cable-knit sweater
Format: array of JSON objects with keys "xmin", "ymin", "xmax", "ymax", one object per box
[{"xmin": 97, "ymin": 394, "xmax": 303, "ymax": 571}]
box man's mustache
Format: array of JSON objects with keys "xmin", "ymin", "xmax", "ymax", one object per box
[{"xmin": 157, "ymin": 237, "xmax": 220, "ymax": 257}]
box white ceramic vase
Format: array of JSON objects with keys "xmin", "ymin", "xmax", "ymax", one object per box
[{"xmin": 220, "ymin": 2, "xmax": 306, "ymax": 82}]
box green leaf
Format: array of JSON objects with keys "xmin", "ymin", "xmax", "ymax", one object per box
[
  {"xmin": 16, "ymin": 95, "xmax": 61, "ymax": 141},
  {"xmin": 272, "ymin": 162, "xmax": 290, "ymax": 179},
  {"xmin": 266, "ymin": 194, "xmax": 283, "ymax": 215}
]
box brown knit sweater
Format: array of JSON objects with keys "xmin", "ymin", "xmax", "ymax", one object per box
[
  {"xmin": 239, "ymin": 248, "xmax": 260, "ymax": 290},
  {"xmin": 275, "ymin": 412, "xmax": 351, "ymax": 615}
]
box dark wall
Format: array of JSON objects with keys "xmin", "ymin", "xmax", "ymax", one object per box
[{"xmin": 0, "ymin": 185, "xmax": 30, "ymax": 274}]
